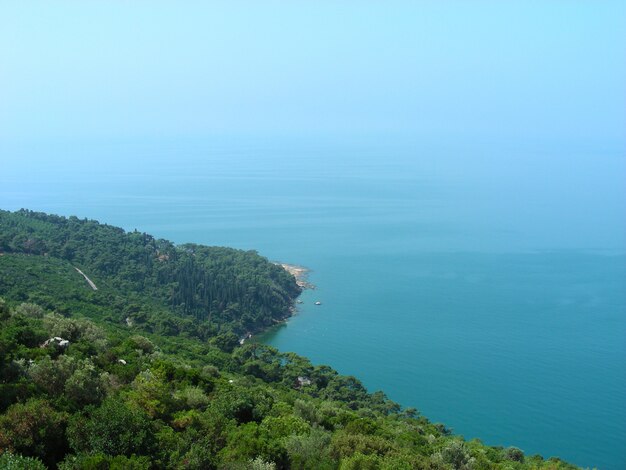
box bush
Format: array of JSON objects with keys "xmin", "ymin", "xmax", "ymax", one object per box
[
  {"xmin": 174, "ymin": 386, "xmax": 210, "ymax": 410},
  {"xmin": 0, "ymin": 399, "xmax": 67, "ymax": 467},
  {"xmin": 0, "ymin": 452, "xmax": 46, "ymax": 470},
  {"xmin": 13, "ymin": 303, "xmax": 45, "ymax": 319},
  {"xmin": 284, "ymin": 428, "xmax": 334, "ymax": 470},
  {"xmin": 339, "ymin": 452, "xmax": 381, "ymax": 470},
  {"xmin": 58, "ymin": 453, "xmax": 151, "ymax": 470},
  {"xmin": 127, "ymin": 336, "xmax": 154, "ymax": 355},
  {"xmin": 64, "ymin": 361, "xmax": 106, "ymax": 407},
  {"xmin": 0, "ymin": 298, "xmax": 9, "ymax": 321},
  {"xmin": 248, "ymin": 456, "xmax": 276, "ymax": 470},
  {"xmin": 433, "ymin": 440, "xmax": 476, "ymax": 470},
  {"xmin": 28, "ymin": 355, "xmax": 77, "ymax": 396},
  {"xmin": 67, "ymin": 397, "xmax": 155, "ymax": 456},
  {"xmin": 43, "ymin": 313, "xmax": 107, "ymax": 348},
  {"xmin": 260, "ymin": 415, "xmax": 310, "ymax": 440},
  {"xmin": 503, "ymin": 446, "xmax": 525, "ymax": 462},
  {"xmin": 331, "ymin": 432, "xmax": 394, "ymax": 460}
]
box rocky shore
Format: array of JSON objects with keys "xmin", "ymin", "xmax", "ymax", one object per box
[{"xmin": 279, "ymin": 263, "xmax": 315, "ymax": 289}]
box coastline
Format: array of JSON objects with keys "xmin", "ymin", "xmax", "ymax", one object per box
[
  {"xmin": 241, "ymin": 263, "xmax": 315, "ymax": 345},
  {"xmin": 279, "ymin": 262, "xmax": 315, "ymax": 290}
]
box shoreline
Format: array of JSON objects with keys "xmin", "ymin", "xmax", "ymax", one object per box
[
  {"xmin": 278, "ymin": 262, "xmax": 315, "ymax": 290},
  {"xmin": 241, "ymin": 262, "xmax": 315, "ymax": 345}
]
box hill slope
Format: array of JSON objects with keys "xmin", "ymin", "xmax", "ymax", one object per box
[
  {"xmin": 0, "ymin": 209, "xmax": 579, "ymax": 469},
  {"xmin": 0, "ymin": 209, "xmax": 300, "ymax": 338}
]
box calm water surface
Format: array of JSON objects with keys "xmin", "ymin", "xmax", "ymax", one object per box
[{"xmin": 1, "ymin": 138, "xmax": 624, "ymax": 468}]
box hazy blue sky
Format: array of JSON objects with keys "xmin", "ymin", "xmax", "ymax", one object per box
[
  {"xmin": 1, "ymin": 1, "xmax": 624, "ymax": 146},
  {"xmin": 1, "ymin": 2, "xmax": 625, "ymax": 253}
]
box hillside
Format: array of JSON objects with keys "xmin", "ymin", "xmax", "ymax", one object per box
[
  {"xmin": 0, "ymin": 209, "xmax": 300, "ymax": 339},
  {"xmin": 0, "ymin": 209, "xmax": 579, "ymax": 469}
]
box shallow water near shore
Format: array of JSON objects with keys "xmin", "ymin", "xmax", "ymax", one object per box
[{"xmin": 1, "ymin": 137, "xmax": 625, "ymax": 468}]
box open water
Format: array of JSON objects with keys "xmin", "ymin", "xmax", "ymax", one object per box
[{"xmin": 1, "ymin": 137, "xmax": 624, "ymax": 468}]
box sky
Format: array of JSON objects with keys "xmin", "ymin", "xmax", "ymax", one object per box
[
  {"xmin": 1, "ymin": 1, "xmax": 625, "ymax": 147},
  {"xmin": 1, "ymin": 1, "xmax": 625, "ymax": 253}
]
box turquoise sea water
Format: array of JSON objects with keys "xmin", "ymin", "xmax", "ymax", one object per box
[{"xmin": 1, "ymin": 138, "xmax": 625, "ymax": 468}]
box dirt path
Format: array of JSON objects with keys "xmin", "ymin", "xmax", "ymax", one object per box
[{"xmin": 74, "ymin": 267, "xmax": 98, "ymax": 290}]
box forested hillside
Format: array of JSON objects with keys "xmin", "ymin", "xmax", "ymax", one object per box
[
  {"xmin": 0, "ymin": 209, "xmax": 579, "ymax": 469},
  {"xmin": 0, "ymin": 209, "xmax": 300, "ymax": 337}
]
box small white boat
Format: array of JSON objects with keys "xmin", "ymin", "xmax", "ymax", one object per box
[{"xmin": 314, "ymin": 301, "xmax": 322, "ymax": 305}]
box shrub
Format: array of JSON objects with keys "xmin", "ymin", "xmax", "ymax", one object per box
[
  {"xmin": 433, "ymin": 440, "xmax": 476, "ymax": 470},
  {"xmin": 13, "ymin": 303, "xmax": 45, "ymax": 319},
  {"xmin": 284, "ymin": 428, "xmax": 334, "ymax": 470},
  {"xmin": 58, "ymin": 453, "xmax": 151, "ymax": 470},
  {"xmin": 0, "ymin": 452, "xmax": 46, "ymax": 470},
  {"xmin": 503, "ymin": 446, "xmax": 525, "ymax": 462},
  {"xmin": 0, "ymin": 399, "xmax": 67, "ymax": 467},
  {"xmin": 67, "ymin": 397, "xmax": 155, "ymax": 456},
  {"xmin": 64, "ymin": 361, "xmax": 106, "ymax": 407},
  {"xmin": 174, "ymin": 386, "xmax": 210, "ymax": 410}
]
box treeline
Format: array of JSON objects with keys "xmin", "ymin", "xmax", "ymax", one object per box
[
  {"xmin": 0, "ymin": 209, "xmax": 300, "ymax": 335},
  {"xmin": 0, "ymin": 299, "xmax": 578, "ymax": 469}
]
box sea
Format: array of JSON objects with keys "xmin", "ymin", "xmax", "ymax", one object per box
[{"xmin": 1, "ymin": 136, "xmax": 625, "ymax": 469}]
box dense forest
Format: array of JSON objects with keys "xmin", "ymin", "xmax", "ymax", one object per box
[
  {"xmin": 0, "ymin": 209, "xmax": 300, "ymax": 338},
  {"xmin": 0, "ymin": 209, "xmax": 580, "ymax": 469}
]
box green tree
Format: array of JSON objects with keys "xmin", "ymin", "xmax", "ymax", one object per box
[
  {"xmin": 0, "ymin": 399, "xmax": 67, "ymax": 467},
  {"xmin": 0, "ymin": 298, "xmax": 10, "ymax": 321},
  {"xmin": 284, "ymin": 428, "xmax": 335, "ymax": 470},
  {"xmin": 67, "ymin": 397, "xmax": 155, "ymax": 457},
  {"xmin": 433, "ymin": 440, "xmax": 476, "ymax": 470},
  {"xmin": 0, "ymin": 452, "xmax": 47, "ymax": 470},
  {"xmin": 64, "ymin": 361, "xmax": 106, "ymax": 407},
  {"xmin": 58, "ymin": 453, "xmax": 151, "ymax": 470},
  {"xmin": 339, "ymin": 453, "xmax": 381, "ymax": 470},
  {"xmin": 503, "ymin": 446, "xmax": 525, "ymax": 462},
  {"xmin": 28, "ymin": 355, "xmax": 77, "ymax": 396}
]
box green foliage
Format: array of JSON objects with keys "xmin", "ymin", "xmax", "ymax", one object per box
[
  {"xmin": 174, "ymin": 385, "xmax": 210, "ymax": 410},
  {"xmin": 248, "ymin": 456, "xmax": 277, "ymax": 470},
  {"xmin": 64, "ymin": 361, "xmax": 106, "ymax": 407},
  {"xmin": 12, "ymin": 303, "xmax": 44, "ymax": 318},
  {"xmin": 284, "ymin": 428, "xmax": 334, "ymax": 470},
  {"xmin": 220, "ymin": 422, "xmax": 288, "ymax": 468},
  {"xmin": 0, "ymin": 452, "xmax": 46, "ymax": 470},
  {"xmin": 28, "ymin": 355, "xmax": 78, "ymax": 396},
  {"xmin": 126, "ymin": 369, "xmax": 175, "ymax": 419},
  {"xmin": 67, "ymin": 397, "xmax": 155, "ymax": 457},
  {"xmin": 58, "ymin": 453, "xmax": 151, "ymax": 470},
  {"xmin": 503, "ymin": 446, "xmax": 525, "ymax": 462},
  {"xmin": 212, "ymin": 331, "xmax": 241, "ymax": 353},
  {"xmin": 0, "ymin": 399, "xmax": 67, "ymax": 466},
  {"xmin": 260, "ymin": 415, "xmax": 310, "ymax": 440},
  {"xmin": 43, "ymin": 312, "xmax": 108, "ymax": 346},
  {"xmin": 0, "ymin": 210, "xmax": 581, "ymax": 470},
  {"xmin": 338, "ymin": 452, "xmax": 382, "ymax": 470},
  {"xmin": 126, "ymin": 335, "xmax": 155, "ymax": 354},
  {"xmin": 0, "ymin": 299, "xmax": 9, "ymax": 319},
  {"xmin": 432, "ymin": 440, "xmax": 476, "ymax": 470},
  {"xmin": 211, "ymin": 383, "xmax": 275, "ymax": 425},
  {"xmin": 0, "ymin": 209, "xmax": 301, "ymax": 336},
  {"xmin": 330, "ymin": 431, "xmax": 395, "ymax": 460}
]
